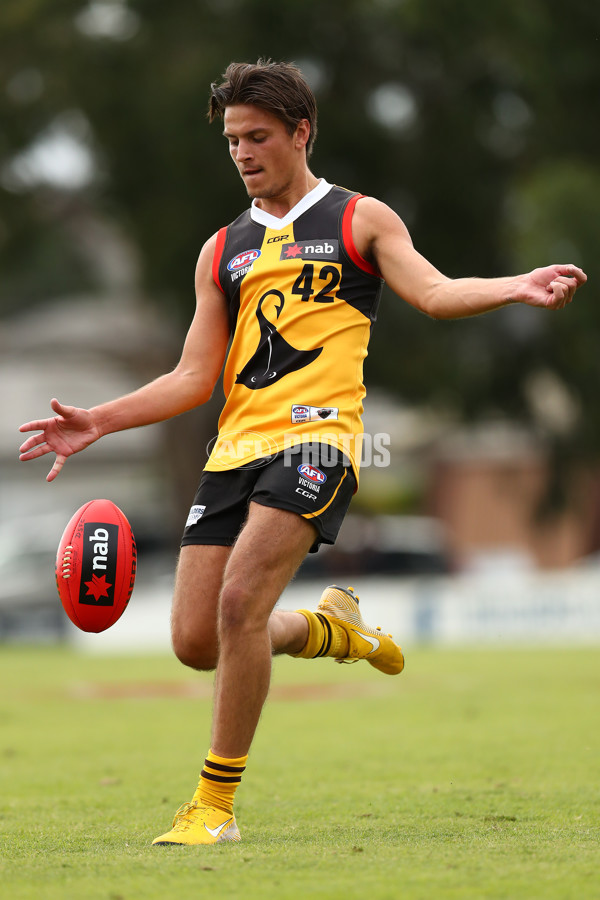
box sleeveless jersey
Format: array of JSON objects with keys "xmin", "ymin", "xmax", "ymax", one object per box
[{"xmin": 206, "ymin": 180, "xmax": 383, "ymax": 481}]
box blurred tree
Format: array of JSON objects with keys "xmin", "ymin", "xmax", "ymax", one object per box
[{"xmin": 1, "ymin": 0, "xmax": 598, "ymax": 463}]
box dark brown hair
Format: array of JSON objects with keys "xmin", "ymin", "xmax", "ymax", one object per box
[{"xmin": 208, "ymin": 59, "xmax": 318, "ymax": 159}]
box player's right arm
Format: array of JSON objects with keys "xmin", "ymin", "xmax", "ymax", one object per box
[
  {"xmin": 352, "ymin": 197, "xmax": 586, "ymax": 317},
  {"xmin": 19, "ymin": 233, "xmax": 230, "ymax": 482}
]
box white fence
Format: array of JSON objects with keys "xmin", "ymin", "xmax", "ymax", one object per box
[{"xmin": 72, "ymin": 567, "xmax": 600, "ymax": 653}]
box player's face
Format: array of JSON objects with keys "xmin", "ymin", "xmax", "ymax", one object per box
[{"xmin": 223, "ymin": 105, "xmax": 307, "ymax": 201}]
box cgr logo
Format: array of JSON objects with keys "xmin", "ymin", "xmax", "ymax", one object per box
[
  {"xmin": 297, "ymin": 463, "xmax": 327, "ymax": 484},
  {"xmin": 227, "ymin": 249, "xmax": 261, "ymax": 271},
  {"xmin": 267, "ymin": 234, "xmax": 290, "ymax": 244},
  {"xmin": 296, "ymin": 487, "xmax": 317, "ymax": 501}
]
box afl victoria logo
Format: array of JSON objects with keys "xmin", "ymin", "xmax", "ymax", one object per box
[
  {"xmin": 297, "ymin": 464, "xmax": 327, "ymax": 484},
  {"xmin": 228, "ymin": 249, "xmax": 261, "ymax": 271}
]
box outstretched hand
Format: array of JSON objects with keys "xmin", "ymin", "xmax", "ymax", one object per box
[
  {"xmin": 19, "ymin": 399, "xmax": 101, "ymax": 482},
  {"xmin": 522, "ymin": 264, "xmax": 587, "ymax": 309}
]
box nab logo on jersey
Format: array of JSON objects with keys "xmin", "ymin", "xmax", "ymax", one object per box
[
  {"xmin": 297, "ymin": 464, "xmax": 327, "ymax": 484},
  {"xmin": 280, "ymin": 240, "xmax": 339, "ymax": 262},
  {"xmin": 228, "ymin": 249, "xmax": 261, "ymax": 272}
]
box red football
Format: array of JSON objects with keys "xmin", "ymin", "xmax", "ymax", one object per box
[{"xmin": 55, "ymin": 499, "xmax": 137, "ymax": 633}]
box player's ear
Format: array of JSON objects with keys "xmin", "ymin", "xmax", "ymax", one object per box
[{"xmin": 294, "ymin": 119, "xmax": 311, "ymax": 152}]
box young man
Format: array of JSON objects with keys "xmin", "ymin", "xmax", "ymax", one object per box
[{"xmin": 19, "ymin": 60, "xmax": 586, "ymax": 846}]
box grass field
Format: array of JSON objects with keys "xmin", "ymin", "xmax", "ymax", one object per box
[{"xmin": 0, "ymin": 643, "xmax": 598, "ymax": 900}]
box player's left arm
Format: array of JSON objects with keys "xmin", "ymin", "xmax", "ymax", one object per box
[{"xmin": 352, "ymin": 196, "xmax": 587, "ymax": 318}]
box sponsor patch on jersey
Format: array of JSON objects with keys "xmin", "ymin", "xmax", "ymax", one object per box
[
  {"xmin": 227, "ymin": 249, "xmax": 261, "ymax": 272},
  {"xmin": 280, "ymin": 240, "xmax": 339, "ymax": 262},
  {"xmin": 291, "ymin": 404, "xmax": 339, "ymax": 424},
  {"xmin": 297, "ymin": 463, "xmax": 327, "ymax": 484}
]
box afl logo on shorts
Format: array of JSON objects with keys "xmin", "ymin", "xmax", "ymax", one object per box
[
  {"xmin": 228, "ymin": 249, "xmax": 261, "ymax": 271},
  {"xmin": 297, "ymin": 463, "xmax": 327, "ymax": 484}
]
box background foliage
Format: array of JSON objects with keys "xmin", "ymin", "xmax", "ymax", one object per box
[{"xmin": 1, "ymin": 0, "xmax": 598, "ymax": 450}]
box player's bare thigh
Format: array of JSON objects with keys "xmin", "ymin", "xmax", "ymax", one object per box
[
  {"xmin": 170, "ymin": 503, "xmax": 315, "ymax": 669},
  {"xmin": 170, "ymin": 543, "xmax": 231, "ymax": 670},
  {"xmin": 217, "ymin": 501, "xmax": 316, "ymax": 635}
]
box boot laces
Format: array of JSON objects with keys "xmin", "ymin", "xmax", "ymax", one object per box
[{"xmin": 171, "ymin": 801, "xmax": 202, "ymax": 831}]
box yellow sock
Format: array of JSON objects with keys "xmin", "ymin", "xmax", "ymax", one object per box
[
  {"xmin": 193, "ymin": 749, "xmax": 248, "ymax": 815},
  {"xmin": 292, "ymin": 609, "xmax": 350, "ymax": 659}
]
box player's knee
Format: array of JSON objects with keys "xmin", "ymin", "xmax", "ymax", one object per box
[
  {"xmin": 171, "ymin": 627, "xmax": 217, "ymax": 671},
  {"xmin": 218, "ymin": 580, "xmax": 264, "ymax": 637}
]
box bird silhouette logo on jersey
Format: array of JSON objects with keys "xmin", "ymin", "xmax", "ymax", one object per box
[{"xmin": 235, "ymin": 290, "xmax": 323, "ymax": 390}]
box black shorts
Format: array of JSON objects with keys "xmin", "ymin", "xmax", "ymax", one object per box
[{"xmin": 181, "ymin": 443, "xmax": 356, "ymax": 554}]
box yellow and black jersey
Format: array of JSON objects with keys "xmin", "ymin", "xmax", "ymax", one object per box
[{"xmin": 206, "ymin": 180, "xmax": 383, "ymax": 481}]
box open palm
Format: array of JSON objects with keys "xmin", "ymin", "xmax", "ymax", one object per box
[{"xmin": 19, "ymin": 398, "xmax": 101, "ymax": 482}]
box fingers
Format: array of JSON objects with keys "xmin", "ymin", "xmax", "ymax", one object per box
[
  {"xmin": 50, "ymin": 397, "xmax": 77, "ymax": 418},
  {"xmin": 19, "ymin": 439, "xmax": 51, "ymax": 460},
  {"xmin": 546, "ymin": 266, "xmax": 586, "ymax": 307},
  {"xmin": 554, "ymin": 264, "xmax": 587, "ymax": 285},
  {"xmin": 530, "ymin": 263, "xmax": 586, "ymax": 311},
  {"xmin": 19, "ymin": 399, "xmax": 73, "ymax": 436},
  {"xmin": 19, "ymin": 430, "xmax": 49, "ymax": 453},
  {"xmin": 19, "ymin": 419, "xmax": 49, "ymax": 435},
  {"xmin": 547, "ymin": 280, "xmax": 568, "ymax": 304},
  {"xmin": 47, "ymin": 455, "xmax": 66, "ymax": 483},
  {"xmin": 19, "ymin": 400, "xmax": 72, "ymax": 482},
  {"xmin": 19, "ymin": 437, "xmax": 65, "ymax": 481},
  {"xmin": 546, "ymin": 277, "xmax": 576, "ymax": 308},
  {"xmin": 20, "ymin": 399, "xmax": 76, "ymax": 430}
]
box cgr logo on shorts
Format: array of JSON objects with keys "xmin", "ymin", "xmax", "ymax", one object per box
[
  {"xmin": 297, "ymin": 463, "xmax": 327, "ymax": 485},
  {"xmin": 295, "ymin": 487, "xmax": 318, "ymax": 501}
]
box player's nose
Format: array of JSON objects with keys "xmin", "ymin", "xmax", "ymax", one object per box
[{"xmin": 236, "ymin": 139, "xmax": 253, "ymax": 160}]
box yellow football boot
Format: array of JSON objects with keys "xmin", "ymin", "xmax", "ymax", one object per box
[
  {"xmin": 152, "ymin": 802, "xmax": 241, "ymax": 846},
  {"xmin": 317, "ymin": 585, "xmax": 404, "ymax": 675}
]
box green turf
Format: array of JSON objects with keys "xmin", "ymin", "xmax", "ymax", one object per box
[{"xmin": 0, "ymin": 643, "xmax": 598, "ymax": 899}]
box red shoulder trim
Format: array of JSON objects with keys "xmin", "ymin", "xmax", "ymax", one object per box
[
  {"xmin": 341, "ymin": 194, "xmax": 381, "ymax": 278},
  {"xmin": 212, "ymin": 227, "xmax": 227, "ymax": 293}
]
